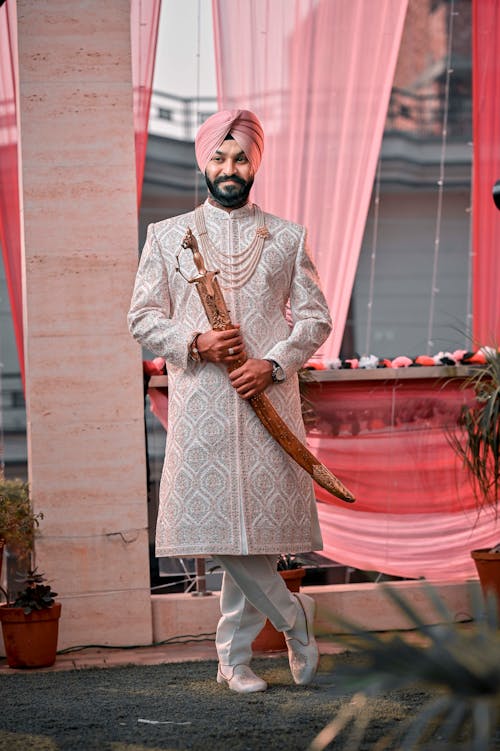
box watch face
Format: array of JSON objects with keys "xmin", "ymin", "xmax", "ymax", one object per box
[{"xmin": 274, "ymin": 365, "xmax": 285, "ymax": 382}]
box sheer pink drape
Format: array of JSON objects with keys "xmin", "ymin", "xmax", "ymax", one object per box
[
  {"xmin": 131, "ymin": 0, "xmax": 161, "ymax": 209},
  {"xmin": 0, "ymin": 0, "xmax": 23, "ymax": 384},
  {"xmin": 212, "ymin": 0, "xmax": 408, "ymax": 360},
  {"xmin": 0, "ymin": 1, "xmax": 159, "ymax": 383},
  {"xmin": 472, "ymin": 0, "xmax": 500, "ymax": 345},
  {"xmin": 306, "ymin": 377, "xmax": 498, "ymax": 580},
  {"xmin": 317, "ymin": 506, "xmax": 495, "ymax": 582}
]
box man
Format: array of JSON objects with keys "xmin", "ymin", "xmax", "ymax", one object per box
[{"xmin": 128, "ymin": 109, "xmax": 332, "ymax": 693}]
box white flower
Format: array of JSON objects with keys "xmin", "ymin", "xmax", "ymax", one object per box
[{"xmin": 359, "ymin": 355, "xmax": 379, "ymax": 369}]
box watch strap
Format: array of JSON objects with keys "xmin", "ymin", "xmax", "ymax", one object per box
[
  {"xmin": 188, "ymin": 332, "xmax": 202, "ymax": 362},
  {"xmin": 264, "ymin": 359, "xmax": 285, "ymax": 383}
]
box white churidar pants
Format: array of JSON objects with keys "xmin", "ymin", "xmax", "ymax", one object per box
[{"xmin": 212, "ymin": 554, "xmax": 300, "ymax": 667}]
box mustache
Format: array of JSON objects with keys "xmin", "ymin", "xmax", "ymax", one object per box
[{"xmin": 214, "ymin": 174, "xmax": 247, "ymax": 187}]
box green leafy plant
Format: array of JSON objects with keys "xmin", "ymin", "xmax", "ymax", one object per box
[
  {"xmin": 447, "ymin": 348, "xmax": 500, "ymax": 548},
  {"xmin": 0, "ymin": 474, "xmax": 42, "ymax": 553},
  {"xmin": 309, "ymin": 584, "xmax": 500, "ymax": 751},
  {"xmin": 1, "ymin": 568, "xmax": 57, "ymax": 614},
  {"xmin": 277, "ymin": 553, "xmax": 305, "ymax": 570}
]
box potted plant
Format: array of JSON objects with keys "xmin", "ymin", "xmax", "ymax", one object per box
[
  {"xmin": 447, "ymin": 347, "xmax": 500, "ymax": 605},
  {"xmin": 252, "ymin": 554, "xmax": 306, "ymax": 652},
  {"xmin": 0, "ymin": 474, "xmax": 42, "ymax": 581},
  {"xmin": 0, "ymin": 474, "xmax": 61, "ymax": 669},
  {"xmin": 0, "ymin": 568, "xmax": 61, "ymax": 668}
]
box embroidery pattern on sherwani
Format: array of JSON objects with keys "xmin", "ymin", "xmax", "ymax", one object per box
[{"xmin": 128, "ymin": 200, "xmax": 332, "ymax": 556}]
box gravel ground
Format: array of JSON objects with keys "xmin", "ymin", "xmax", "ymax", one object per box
[{"xmin": 0, "ymin": 652, "xmax": 443, "ymax": 751}]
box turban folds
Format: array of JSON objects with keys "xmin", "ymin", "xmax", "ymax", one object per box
[{"xmin": 195, "ymin": 109, "xmax": 264, "ymax": 175}]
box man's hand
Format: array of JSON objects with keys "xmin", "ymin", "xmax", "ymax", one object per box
[
  {"xmin": 229, "ymin": 359, "xmax": 273, "ymax": 399},
  {"xmin": 196, "ymin": 326, "xmax": 246, "ymax": 364}
]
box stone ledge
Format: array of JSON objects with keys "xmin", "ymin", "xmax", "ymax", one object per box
[
  {"xmin": 1, "ymin": 580, "xmax": 479, "ymax": 659},
  {"xmin": 151, "ymin": 580, "xmax": 479, "ymax": 642}
]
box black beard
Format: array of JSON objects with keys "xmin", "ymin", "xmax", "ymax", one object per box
[{"xmin": 205, "ymin": 173, "xmax": 254, "ymax": 209}]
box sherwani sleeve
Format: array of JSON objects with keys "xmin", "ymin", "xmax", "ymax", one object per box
[
  {"xmin": 128, "ymin": 223, "xmax": 191, "ymax": 369},
  {"xmin": 263, "ymin": 227, "xmax": 332, "ymax": 379}
]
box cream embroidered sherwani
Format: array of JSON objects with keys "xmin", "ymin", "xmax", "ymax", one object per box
[{"xmin": 128, "ymin": 200, "xmax": 332, "ymax": 557}]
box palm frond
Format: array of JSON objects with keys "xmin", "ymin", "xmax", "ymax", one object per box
[
  {"xmin": 446, "ymin": 349, "xmax": 500, "ymax": 514},
  {"xmin": 311, "ymin": 584, "xmax": 500, "ymax": 750},
  {"xmin": 399, "ymin": 695, "xmax": 454, "ymax": 750}
]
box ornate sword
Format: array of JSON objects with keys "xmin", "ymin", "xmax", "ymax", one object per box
[{"xmin": 177, "ymin": 228, "xmax": 355, "ymax": 503}]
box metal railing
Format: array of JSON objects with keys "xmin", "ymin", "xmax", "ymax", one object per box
[
  {"xmin": 148, "ymin": 91, "xmax": 218, "ymax": 141},
  {"xmin": 385, "ymin": 86, "xmax": 472, "ymax": 139},
  {"xmin": 147, "ymin": 86, "xmax": 472, "ymax": 143}
]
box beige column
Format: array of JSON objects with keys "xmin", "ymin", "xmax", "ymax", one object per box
[{"xmin": 16, "ymin": 0, "xmax": 152, "ymax": 647}]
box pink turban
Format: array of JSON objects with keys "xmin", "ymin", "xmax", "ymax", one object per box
[{"xmin": 195, "ymin": 109, "xmax": 264, "ymax": 174}]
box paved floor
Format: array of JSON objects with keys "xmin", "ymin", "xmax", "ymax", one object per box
[
  {"xmin": 0, "ymin": 650, "xmax": 437, "ymax": 751},
  {"xmin": 2, "ymin": 627, "xmax": 497, "ymax": 751}
]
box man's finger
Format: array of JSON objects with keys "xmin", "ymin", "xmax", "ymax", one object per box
[
  {"xmin": 236, "ymin": 385, "xmax": 259, "ymax": 400},
  {"xmin": 217, "ymin": 327, "xmax": 241, "ymax": 340},
  {"xmin": 229, "ymin": 366, "xmax": 251, "ymax": 382}
]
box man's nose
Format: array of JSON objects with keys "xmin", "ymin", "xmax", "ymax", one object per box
[{"xmin": 221, "ymin": 160, "xmax": 237, "ymax": 174}]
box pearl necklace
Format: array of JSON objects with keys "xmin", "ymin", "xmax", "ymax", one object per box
[{"xmin": 194, "ymin": 204, "xmax": 269, "ymax": 290}]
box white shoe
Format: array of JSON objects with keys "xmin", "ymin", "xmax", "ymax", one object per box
[
  {"xmin": 216, "ymin": 664, "xmax": 268, "ymax": 693},
  {"xmin": 284, "ymin": 593, "xmax": 319, "ymax": 685}
]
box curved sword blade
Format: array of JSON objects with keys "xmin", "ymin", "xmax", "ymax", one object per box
[{"xmin": 179, "ymin": 227, "xmax": 356, "ymax": 504}]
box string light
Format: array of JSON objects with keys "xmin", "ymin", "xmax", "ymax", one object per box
[
  {"xmin": 365, "ymin": 158, "xmax": 382, "ymax": 356},
  {"xmin": 194, "ymin": 0, "xmax": 202, "ymax": 208},
  {"xmin": 0, "ymin": 342, "xmax": 4, "ymax": 474},
  {"xmin": 465, "ymin": 143, "xmax": 474, "ymax": 346},
  {"xmin": 427, "ymin": 0, "xmax": 456, "ymax": 354}
]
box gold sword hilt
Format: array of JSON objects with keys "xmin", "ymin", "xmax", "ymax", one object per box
[
  {"xmin": 181, "ymin": 228, "xmax": 207, "ymax": 275},
  {"xmin": 178, "ymin": 227, "xmax": 233, "ymax": 330}
]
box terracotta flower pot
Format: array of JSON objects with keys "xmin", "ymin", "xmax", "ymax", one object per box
[
  {"xmin": 471, "ymin": 548, "xmax": 500, "ymax": 616},
  {"xmin": 0, "ymin": 602, "xmax": 61, "ymax": 668},
  {"xmin": 252, "ymin": 568, "xmax": 306, "ymax": 652}
]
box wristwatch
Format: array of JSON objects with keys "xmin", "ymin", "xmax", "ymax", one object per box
[
  {"xmin": 188, "ymin": 332, "xmax": 202, "ymax": 362},
  {"xmin": 265, "ymin": 359, "xmax": 285, "ymax": 383}
]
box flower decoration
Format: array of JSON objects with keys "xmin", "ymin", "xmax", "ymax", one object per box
[{"xmin": 305, "ymin": 347, "xmax": 500, "ymax": 371}]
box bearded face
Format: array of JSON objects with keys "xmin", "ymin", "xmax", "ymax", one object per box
[
  {"xmin": 205, "ymin": 172, "xmax": 254, "ymax": 209},
  {"xmin": 204, "ymin": 138, "xmax": 255, "ymax": 209}
]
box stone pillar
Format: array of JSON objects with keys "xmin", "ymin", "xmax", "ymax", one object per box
[{"xmin": 16, "ymin": 0, "xmax": 152, "ymax": 647}]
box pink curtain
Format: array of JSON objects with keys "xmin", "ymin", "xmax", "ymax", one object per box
[
  {"xmin": 317, "ymin": 506, "xmax": 495, "ymax": 582},
  {"xmin": 307, "ymin": 377, "xmax": 498, "ymax": 581},
  {"xmin": 131, "ymin": 0, "xmax": 161, "ymax": 209},
  {"xmin": 0, "ymin": 1, "xmax": 160, "ymax": 384},
  {"xmin": 212, "ymin": 0, "xmax": 408, "ymax": 360},
  {"xmin": 0, "ymin": 0, "xmax": 24, "ymax": 384},
  {"xmin": 472, "ymin": 0, "xmax": 500, "ymax": 345}
]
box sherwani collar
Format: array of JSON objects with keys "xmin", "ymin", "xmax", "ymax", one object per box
[{"xmin": 203, "ymin": 198, "xmax": 256, "ymax": 221}]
